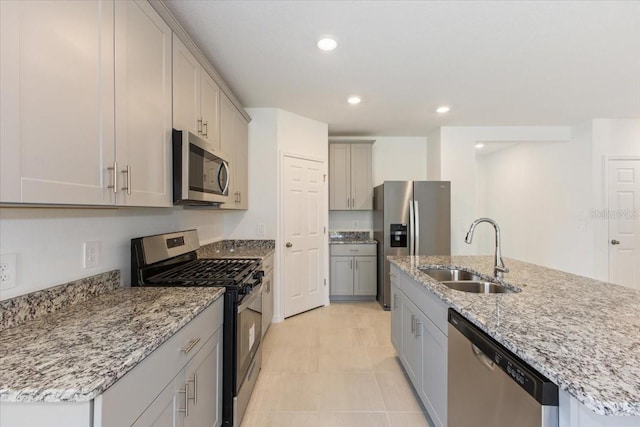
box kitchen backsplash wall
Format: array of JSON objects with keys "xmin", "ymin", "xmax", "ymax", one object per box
[{"xmin": 0, "ymin": 207, "xmax": 224, "ymax": 300}]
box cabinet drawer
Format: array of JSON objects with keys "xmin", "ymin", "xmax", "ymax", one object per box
[
  {"xmin": 96, "ymin": 297, "xmax": 224, "ymax": 427},
  {"xmin": 330, "ymin": 244, "xmax": 376, "ymax": 256}
]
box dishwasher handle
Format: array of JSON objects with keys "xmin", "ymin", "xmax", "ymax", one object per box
[{"xmin": 448, "ymin": 309, "xmax": 559, "ymax": 406}]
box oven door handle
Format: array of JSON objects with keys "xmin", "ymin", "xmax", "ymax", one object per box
[{"xmin": 237, "ymin": 283, "xmax": 263, "ymax": 313}]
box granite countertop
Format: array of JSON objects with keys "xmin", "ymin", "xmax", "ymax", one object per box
[
  {"xmin": 0, "ymin": 286, "xmax": 225, "ymax": 403},
  {"xmin": 329, "ymin": 231, "xmax": 377, "ymax": 245},
  {"xmin": 388, "ymin": 255, "xmax": 640, "ymax": 417},
  {"xmin": 198, "ymin": 239, "xmax": 275, "ymax": 260}
]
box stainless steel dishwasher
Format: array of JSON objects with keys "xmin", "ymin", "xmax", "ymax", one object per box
[{"xmin": 448, "ymin": 310, "xmax": 559, "ymax": 427}]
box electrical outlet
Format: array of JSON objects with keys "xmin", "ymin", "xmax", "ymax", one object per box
[
  {"xmin": 83, "ymin": 241, "xmax": 100, "ymax": 269},
  {"xmin": 0, "ymin": 253, "xmax": 17, "ymax": 291},
  {"xmin": 257, "ymin": 223, "xmax": 266, "ymax": 237}
]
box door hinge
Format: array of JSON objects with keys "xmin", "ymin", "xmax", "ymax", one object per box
[{"xmin": 324, "ymin": 278, "xmax": 327, "ymax": 286}]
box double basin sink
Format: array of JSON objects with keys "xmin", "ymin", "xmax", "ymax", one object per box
[{"xmin": 418, "ymin": 268, "xmax": 518, "ymax": 294}]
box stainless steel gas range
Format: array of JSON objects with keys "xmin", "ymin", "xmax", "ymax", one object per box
[{"xmin": 131, "ymin": 229, "xmax": 263, "ymax": 427}]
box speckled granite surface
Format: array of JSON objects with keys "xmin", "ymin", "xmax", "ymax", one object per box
[
  {"xmin": 388, "ymin": 255, "xmax": 640, "ymax": 417},
  {"xmin": 198, "ymin": 239, "xmax": 275, "ymax": 259},
  {"xmin": 329, "ymin": 231, "xmax": 377, "ymax": 244},
  {"xmin": 0, "ymin": 286, "xmax": 224, "ymax": 402},
  {"xmin": 0, "ymin": 270, "xmax": 120, "ymax": 330}
]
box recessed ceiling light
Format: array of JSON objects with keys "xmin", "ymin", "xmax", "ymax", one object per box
[
  {"xmin": 347, "ymin": 96, "xmax": 361, "ymax": 105},
  {"xmin": 317, "ymin": 37, "xmax": 338, "ymax": 51},
  {"xmin": 475, "ymin": 143, "xmax": 485, "ymax": 149},
  {"xmin": 436, "ymin": 106, "xmax": 451, "ymax": 114}
]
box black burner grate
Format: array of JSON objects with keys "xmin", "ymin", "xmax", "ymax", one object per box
[{"xmin": 148, "ymin": 258, "xmax": 259, "ymax": 286}]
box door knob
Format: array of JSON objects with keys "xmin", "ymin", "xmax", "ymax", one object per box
[
  {"xmin": 611, "ymin": 239, "xmax": 621, "ymax": 245},
  {"xmin": 286, "ymin": 242, "xmax": 293, "ymax": 248}
]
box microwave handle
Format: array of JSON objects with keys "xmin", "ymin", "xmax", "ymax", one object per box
[{"xmin": 219, "ymin": 161, "xmax": 230, "ymax": 195}]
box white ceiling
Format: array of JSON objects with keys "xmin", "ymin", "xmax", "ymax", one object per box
[{"xmin": 164, "ymin": 0, "xmax": 640, "ymax": 136}]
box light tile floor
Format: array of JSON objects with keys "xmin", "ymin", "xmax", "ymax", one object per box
[{"xmin": 241, "ymin": 301, "xmax": 431, "ymax": 427}]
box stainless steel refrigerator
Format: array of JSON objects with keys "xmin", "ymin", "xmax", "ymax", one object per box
[{"xmin": 373, "ymin": 181, "xmax": 451, "ymax": 309}]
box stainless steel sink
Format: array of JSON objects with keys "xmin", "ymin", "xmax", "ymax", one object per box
[
  {"xmin": 441, "ymin": 280, "xmax": 515, "ymax": 294},
  {"xmin": 418, "ymin": 268, "xmax": 483, "ymax": 282},
  {"xmin": 418, "ymin": 267, "xmax": 518, "ymax": 294}
]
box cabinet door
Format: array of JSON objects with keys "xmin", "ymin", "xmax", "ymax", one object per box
[
  {"xmin": 400, "ymin": 297, "xmax": 423, "ymax": 386},
  {"xmin": 132, "ymin": 377, "xmax": 183, "ymax": 427},
  {"xmin": 0, "ymin": 0, "xmax": 114, "ymax": 205},
  {"xmin": 219, "ymin": 93, "xmax": 237, "ymax": 208},
  {"xmin": 390, "ymin": 278, "xmax": 402, "ymax": 354},
  {"xmin": 184, "ymin": 330, "xmax": 223, "ymax": 427},
  {"xmin": 330, "ymin": 256, "xmax": 354, "ymax": 296},
  {"xmin": 114, "ymin": 0, "xmax": 172, "ymax": 207},
  {"xmin": 172, "ymin": 34, "xmax": 200, "ymax": 136},
  {"xmin": 350, "ymin": 143, "xmax": 373, "ymax": 210},
  {"xmin": 199, "ymin": 71, "xmax": 221, "ymax": 149},
  {"xmin": 234, "ymin": 113, "xmax": 249, "ymax": 209},
  {"xmin": 329, "ymin": 144, "xmax": 351, "ymax": 210},
  {"xmin": 353, "ymin": 256, "xmax": 377, "ymax": 295},
  {"xmin": 262, "ymin": 269, "xmax": 274, "ymax": 338},
  {"xmin": 420, "ymin": 316, "xmax": 447, "ymax": 427}
]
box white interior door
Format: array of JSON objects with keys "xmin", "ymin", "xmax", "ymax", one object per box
[
  {"xmin": 282, "ymin": 155, "xmax": 325, "ymax": 317},
  {"xmin": 608, "ymin": 159, "xmax": 640, "ymax": 290}
]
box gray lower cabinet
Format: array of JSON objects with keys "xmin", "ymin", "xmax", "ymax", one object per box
[
  {"xmin": 1, "ymin": 298, "xmax": 224, "ymax": 427},
  {"xmin": 330, "ymin": 244, "xmax": 377, "ymax": 299},
  {"xmin": 390, "ymin": 264, "xmax": 447, "ymax": 427},
  {"xmin": 262, "ymin": 253, "xmax": 274, "ymax": 338}
]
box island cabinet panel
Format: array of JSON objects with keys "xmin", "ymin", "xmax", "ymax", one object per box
[
  {"xmin": 390, "ymin": 264, "xmax": 447, "ymax": 427},
  {"xmin": 390, "ymin": 272, "xmax": 402, "ymax": 353}
]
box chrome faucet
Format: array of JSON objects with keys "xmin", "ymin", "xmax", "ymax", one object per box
[{"xmin": 465, "ymin": 218, "xmax": 509, "ymax": 278}]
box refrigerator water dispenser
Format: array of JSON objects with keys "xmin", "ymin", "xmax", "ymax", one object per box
[{"xmin": 390, "ymin": 224, "xmax": 408, "ymax": 247}]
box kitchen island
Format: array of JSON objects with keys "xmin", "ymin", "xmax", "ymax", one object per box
[{"xmin": 389, "ymin": 255, "xmax": 640, "ymax": 426}]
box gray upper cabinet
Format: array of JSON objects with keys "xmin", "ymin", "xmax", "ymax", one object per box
[
  {"xmin": 0, "ymin": 0, "xmax": 172, "ymax": 207},
  {"xmin": 172, "ymin": 34, "xmax": 221, "ymax": 150},
  {"xmin": 329, "ymin": 142, "xmax": 373, "ymax": 210}
]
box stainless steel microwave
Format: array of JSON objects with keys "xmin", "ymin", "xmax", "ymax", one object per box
[{"xmin": 172, "ymin": 129, "xmax": 230, "ymax": 205}]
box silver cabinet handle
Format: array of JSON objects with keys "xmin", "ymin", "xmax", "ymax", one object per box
[
  {"xmin": 107, "ymin": 161, "xmax": 118, "ymax": 193},
  {"xmin": 611, "ymin": 239, "xmax": 621, "ymax": 245},
  {"xmin": 286, "ymin": 242, "xmax": 293, "ymax": 248},
  {"xmin": 415, "ymin": 319, "xmax": 422, "ymax": 337},
  {"xmin": 188, "ymin": 374, "xmax": 197, "ymax": 404},
  {"xmin": 197, "ymin": 118, "xmax": 203, "ymax": 135},
  {"xmin": 355, "ymin": 259, "xmax": 358, "ymax": 270},
  {"xmin": 202, "ymin": 120, "xmax": 208, "ymax": 137},
  {"xmin": 181, "ymin": 337, "xmax": 201, "ymax": 354},
  {"xmin": 350, "ymin": 259, "xmax": 353, "ymax": 270},
  {"xmin": 352, "ymin": 197, "xmax": 355, "ymax": 208},
  {"xmin": 121, "ymin": 165, "xmax": 131, "ymax": 195},
  {"xmin": 178, "ymin": 384, "xmax": 189, "ymax": 416},
  {"xmin": 410, "ymin": 314, "xmax": 415, "ymax": 334},
  {"xmin": 347, "ymin": 197, "xmax": 350, "ymax": 208}
]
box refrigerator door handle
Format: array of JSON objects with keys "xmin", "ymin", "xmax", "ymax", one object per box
[
  {"xmin": 409, "ymin": 200, "xmax": 415, "ymax": 255},
  {"xmin": 414, "ymin": 200, "xmax": 420, "ymax": 256}
]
